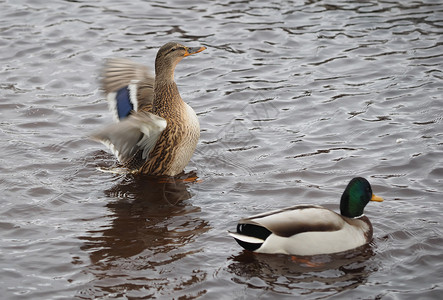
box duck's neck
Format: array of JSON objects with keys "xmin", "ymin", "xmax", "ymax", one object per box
[
  {"xmin": 155, "ymin": 61, "xmax": 176, "ymax": 83},
  {"xmin": 153, "ymin": 78, "xmax": 183, "ymax": 117},
  {"xmin": 340, "ymin": 195, "xmax": 365, "ymax": 218}
]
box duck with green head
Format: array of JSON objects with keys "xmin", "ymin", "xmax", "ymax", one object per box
[
  {"xmin": 229, "ymin": 177, "xmax": 384, "ymax": 255},
  {"xmin": 92, "ymin": 42, "xmax": 206, "ymax": 176}
]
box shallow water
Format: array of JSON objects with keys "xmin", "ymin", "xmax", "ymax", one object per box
[{"xmin": 1, "ymin": 0, "xmax": 442, "ymax": 299}]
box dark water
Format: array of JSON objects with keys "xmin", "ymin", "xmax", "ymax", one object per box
[{"xmin": 1, "ymin": 0, "xmax": 442, "ymax": 299}]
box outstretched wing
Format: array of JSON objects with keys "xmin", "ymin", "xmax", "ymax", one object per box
[
  {"xmin": 91, "ymin": 111, "xmax": 167, "ymax": 164},
  {"xmin": 101, "ymin": 58, "xmax": 155, "ymax": 120}
]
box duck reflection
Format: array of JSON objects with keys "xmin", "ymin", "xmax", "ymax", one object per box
[
  {"xmin": 81, "ymin": 171, "xmax": 209, "ymax": 265},
  {"xmin": 227, "ymin": 244, "xmax": 376, "ymax": 295}
]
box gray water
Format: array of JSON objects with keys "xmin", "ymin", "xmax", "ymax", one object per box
[{"xmin": 1, "ymin": 0, "xmax": 442, "ymax": 299}]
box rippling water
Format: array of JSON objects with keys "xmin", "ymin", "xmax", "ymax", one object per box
[{"xmin": 1, "ymin": 0, "xmax": 442, "ymax": 299}]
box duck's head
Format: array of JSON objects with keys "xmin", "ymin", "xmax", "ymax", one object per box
[
  {"xmin": 155, "ymin": 42, "xmax": 206, "ymax": 81},
  {"xmin": 340, "ymin": 177, "xmax": 383, "ymax": 218}
]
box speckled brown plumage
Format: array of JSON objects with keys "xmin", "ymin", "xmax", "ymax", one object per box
[{"xmin": 93, "ymin": 42, "xmax": 206, "ymax": 176}]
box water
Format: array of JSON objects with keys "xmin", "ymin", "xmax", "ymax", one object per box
[{"xmin": 1, "ymin": 0, "xmax": 442, "ymax": 299}]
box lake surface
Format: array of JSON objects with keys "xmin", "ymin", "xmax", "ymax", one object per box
[{"xmin": 1, "ymin": 0, "xmax": 442, "ymax": 299}]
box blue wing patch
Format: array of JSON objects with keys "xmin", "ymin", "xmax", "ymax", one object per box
[
  {"xmin": 115, "ymin": 87, "xmax": 133, "ymax": 120},
  {"xmin": 107, "ymin": 83, "xmax": 139, "ymax": 121}
]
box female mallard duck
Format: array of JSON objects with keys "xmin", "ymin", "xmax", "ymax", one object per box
[
  {"xmin": 229, "ymin": 177, "xmax": 384, "ymax": 255},
  {"xmin": 92, "ymin": 42, "xmax": 206, "ymax": 176}
]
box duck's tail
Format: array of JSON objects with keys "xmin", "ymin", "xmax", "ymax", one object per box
[
  {"xmin": 228, "ymin": 231, "xmax": 265, "ymax": 252},
  {"xmin": 229, "ymin": 222, "xmax": 273, "ymax": 252}
]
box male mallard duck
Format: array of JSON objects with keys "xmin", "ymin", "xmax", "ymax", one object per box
[
  {"xmin": 229, "ymin": 177, "xmax": 384, "ymax": 255},
  {"xmin": 92, "ymin": 42, "xmax": 206, "ymax": 176}
]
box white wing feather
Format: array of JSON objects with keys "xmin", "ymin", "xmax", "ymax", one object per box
[{"xmin": 91, "ymin": 111, "xmax": 166, "ymax": 163}]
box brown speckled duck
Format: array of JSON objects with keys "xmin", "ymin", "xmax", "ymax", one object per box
[
  {"xmin": 229, "ymin": 177, "xmax": 384, "ymax": 255},
  {"xmin": 92, "ymin": 42, "xmax": 206, "ymax": 176}
]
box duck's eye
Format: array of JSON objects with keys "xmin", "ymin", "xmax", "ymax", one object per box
[{"xmin": 167, "ymin": 47, "xmax": 185, "ymax": 55}]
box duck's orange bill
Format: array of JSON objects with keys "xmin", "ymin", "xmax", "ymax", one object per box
[
  {"xmin": 371, "ymin": 194, "xmax": 384, "ymax": 202},
  {"xmin": 184, "ymin": 46, "xmax": 206, "ymax": 56}
]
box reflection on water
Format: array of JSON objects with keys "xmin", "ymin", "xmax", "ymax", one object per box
[
  {"xmin": 78, "ymin": 173, "xmax": 210, "ymax": 298},
  {"xmin": 228, "ymin": 245, "xmax": 376, "ymax": 297}
]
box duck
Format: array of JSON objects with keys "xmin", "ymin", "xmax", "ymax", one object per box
[
  {"xmin": 91, "ymin": 42, "xmax": 206, "ymax": 176},
  {"xmin": 229, "ymin": 177, "xmax": 384, "ymax": 256}
]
